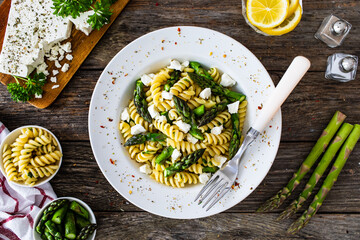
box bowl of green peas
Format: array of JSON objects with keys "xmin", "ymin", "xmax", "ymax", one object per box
[{"xmin": 33, "ymin": 197, "xmax": 97, "ymax": 240}]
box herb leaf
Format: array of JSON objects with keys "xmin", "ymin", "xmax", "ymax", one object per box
[
  {"xmin": 88, "ymin": 0, "xmax": 113, "ymax": 30},
  {"xmin": 52, "ymin": 0, "xmax": 94, "ymax": 18},
  {"xmin": 7, "ymin": 73, "xmax": 46, "ymax": 102}
]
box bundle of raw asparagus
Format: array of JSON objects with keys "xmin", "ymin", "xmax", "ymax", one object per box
[{"xmin": 256, "ymin": 111, "xmax": 360, "ymax": 234}]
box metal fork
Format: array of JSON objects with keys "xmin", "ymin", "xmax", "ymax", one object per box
[{"xmin": 195, "ymin": 56, "xmax": 311, "ymax": 211}]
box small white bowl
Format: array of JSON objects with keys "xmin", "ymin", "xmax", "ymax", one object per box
[
  {"xmin": 0, "ymin": 125, "xmax": 63, "ymax": 187},
  {"xmin": 33, "ymin": 197, "xmax": 97, "ymax": 240}
]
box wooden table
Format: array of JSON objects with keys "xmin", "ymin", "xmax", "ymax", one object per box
[{"xmin": 1, "ymin": 0, "xmax": 359, "ymax": 239}]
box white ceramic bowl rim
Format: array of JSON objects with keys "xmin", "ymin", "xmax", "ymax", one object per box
[{"xmin": 0, "ymin": 125, "xmax": 63, "ymax": 187}]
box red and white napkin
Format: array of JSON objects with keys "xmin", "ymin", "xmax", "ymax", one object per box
[{"xmin": 0, "ymin": 122, "xmax": 57, "ymax": 240}]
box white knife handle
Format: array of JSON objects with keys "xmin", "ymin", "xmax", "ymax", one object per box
[{"xmin": 252, "ymin": 56, "xmax": 311, "ymax": 132}]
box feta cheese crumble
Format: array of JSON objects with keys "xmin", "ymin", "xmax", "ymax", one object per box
[
  {"xmin": 54, "ymin": 60, "xmax": 61, "ymax": 69},
  {"xmin": 220, "ymin": 73, "xmax": 236, "ymax": 87},
  {"xmin": 61, "ymin": 42, "xmax": 72, "ymax": 53},
  {"xmin": 50, "ymin": 77, "xmax": 57, "ymax": 83},
  {"xmin": 171, "ymin": 149, "xmax": 182, "ymax": 161},
  {"xmin": 65, "ymin": 54, "xmax": 73, "ymax": 61},
  {"xmin": 175, "ymin": 120, "xmax": 191, "ymax": 133},
  {"xmin": 148, "ymin": 105, "xmax": 160, "ymax": 119},
  {"xmin": 162, "ymin": 91, "xmax": 173, "ymax": 100},
  {"xmin": 182, "ymin": 61, "xmax": 189, "ymax": 68},
  {"xmin": 199, "ymin": 88, "xmax": 211, "ymax": 99},
  {"xmin": 168, "ymin": 59, "xmax": 183, "ymax": 71},
  {"xmin": 227, "ymin": 101, "xmax": 240, "ymax": 114},
  {"xmin": 141, "ymin": 74, "xmax": 153, "ymax": 86},
  {"xmin": 139, "ymin": 164, "xmax": 152, "ymax": 175},
  {"xmin": 121, "ymin": 108, "xmax": 130, "ymax": 122},
  {"xmin": 214, "ymin": 155, "xmax": 227, "ymax": 168},
  {"xmin": 61, "ymin": 63, "xmax": 69, "ymax": 72},
  {"xmin": 35, "ymin": 93, "xmax": 42, "ymax": 99},
  {"xmin": 187, "ymin": 134, "xmax": 198, "ymax": 144},
  {"xmin": 53, "ymin": 70, "xmax": 59, "ymax": 76},
  {"xmin": 52, "ymin": 85, "xmax": 60, "ymax": 89},
  {"xmin": 199, "ymin": 173, "xmax": 211, "ymax": 184},
  {"xmin": 211, "ymin": 125, "xmax": 223, "ymax": 135},
  {"xmin": 156, "ymin": 115, "xmax": 167, "ymax": 123},
  {"xmin": 68, "ymin": 11, "xmax": 94, "ymax": 36},
  {"xmin": 131, "ymin": 124, "xmax": 146, "ymax": 135}
]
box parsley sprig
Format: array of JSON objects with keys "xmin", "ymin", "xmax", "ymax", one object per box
[
  {"xmin": 52, "ymin": 0, "xmax": 117, "ymax": 30},
  {"xmin": 7, "ymin": 73, "xmax": 46, "ymax": 102}
]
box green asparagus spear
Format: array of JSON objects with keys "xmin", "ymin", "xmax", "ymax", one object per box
[
  {"xmin": 164, "ymin": 70, "xmax": 181, "ymax": 91},
  {"xmin": 69, "ymin": 201, "xmax": 89, "ymax": 220},
  {"xmin": 229, "ymin": 113, "xmax": 241, "ymax": 159},
  {"xmin": 257, "ymin": 111, "xmax": 347, "ymax": 212},
  {"xmin": 278, "ymin": 123, "xmax": 353, "ymax": 220},
  {"xmin": 164, "ymin": 149, "xmax": 205, "ymax": 177},
  {"xmin": 45, "ymin": 220, "xmax": 62, "ymax": 238},
  {"xmin": 52, "ymin": 203, "xmax": 69, "ymax": 224},
  {"xmin": 173, "ymin": 95, "xmax": 204, "ymax": 140},
  {"xmin": 202, "ymin": 166, "xmax": 219, "ymax": 173},
  {"xmin": 64, "ymin": 211, "xmax": 77, "ymax": 239},
  {"xmin": 76, "ymin": 224, "xmax": 97, "ymax": 240},
  {"xmin": 40, "ymin": 233, "xmax": 48, "ymax": 240},
  {"xmin": 36, "ymin": 199, "xmax": 69, "ymax": 234},
  {"xmin": 187, "ymin": 66, "xmax": 246, "ymax": 102},
  {"xmin": 198, "ymin": 100, "xmax": 229, "ymax": 127},
  {"xmin": 155, "ymin": 146, "xmax": 174, "ymax": 164},
  {"xmin": 188, "ymin": 61, "xmax": 213, "ymax": 80},
  {"xmin": 44, "ymin": 228, "xmax": 55, "ymax": 240},
  {"xmin": 288, "ymin": 124, "xmax": 360, "ymax": 234},
  {"xmin": 134, "ymin": 80, "xmax": 152, "ymax": 123},
  {"xmin": 194, "ymin": 105, "xmax": 205, "ymax": 116},
  {"xmin": 75, "ymin": 215, "xmax": 91, "ymax": 229},
  {"xmin": 124, "ymin": 132, "xmax": 167, "ymax": 146}
]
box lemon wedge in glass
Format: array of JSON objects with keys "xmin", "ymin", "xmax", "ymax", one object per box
[
  {"xmin": 259, "ymin": 5, "xmax": 302, "ymax": 36},
  {"xmin": 246, "ymin": 0, "xmax": 289, "ymax": 29}
]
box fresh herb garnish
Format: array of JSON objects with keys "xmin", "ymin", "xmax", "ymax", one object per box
[
  {"xmin": 52, "ymin": 0, "xmax": 117, "ymax": 30},
  {"xmin": 28, "ymin": 172, "xmax": 34, "ymax": 178},
  {"xmin": 7, "ymin": 73, "xmax": 46, "ymax": 102}
]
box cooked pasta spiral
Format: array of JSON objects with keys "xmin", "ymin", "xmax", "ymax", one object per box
[
  {"xmin": 239, "ymin": 100, "xmax": 248, "ymax": 133},
  {"xmin": 30, "ymin": 151, "xmax": 62, "ymax": 167},
  {"xmin": 187, "ymin": 97, "xmax": 216, "ymax": 109},
  {"xmin": 187, "ymin": 163, "xmax": 203, "ymax": 174},
  {"xmin": 174, "ymin": 172, "xmax": 199, "ymax": 184},
  {"xmin": 129, "ymin": 101, "xmax": 153, "ymax": 131},
  {"xmin": 208, "ymin": 67, "xmax": 221, "ymax": 83},
  {"xmin": 135, "ymin": 142, "xmax": 161, "ymax": 163},
  {"xmin": 166, "ymin": 138, "xmax": 207, "ymax": 155},
  {"xmin": 203, "ymin": 129, "xmax": 232, "ymax": 145},
  {"xmin": 153, "ymin": 120, "xmax": 184, "ymax": 141},
  {"xmin": 24, "ymin": 165, "xmax": 58, "ymax": 179},
  {"xmin": 2, "ymin": 144, "xmax": 18, "ymax": 181},
  {"xmin": 151, "ymin": 170, "xmax": 184, "ymax": 188},
  {"xmin": 170, "ymin": 77, "xmax": 193, "ymax": 96}
]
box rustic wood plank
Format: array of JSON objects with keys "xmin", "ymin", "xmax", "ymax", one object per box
[
  {"xmin": 0, "ymin": 70, "xmax": 359, "ymax": 142},
  {"xmin": 93, "ymin": 212, "xmax": 360, "ymax": 239},
  {"xmin": 51, "ymin": 141, "xmax": 360, "ymax": 213},
  {"xmin": 77, "ymin": 0, "xmax": 360, "ymax": 72}
]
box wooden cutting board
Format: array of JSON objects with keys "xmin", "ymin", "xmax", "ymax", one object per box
[{"xmin": 0, "ymin": 0, "xmax": 129, "ymax": 108}]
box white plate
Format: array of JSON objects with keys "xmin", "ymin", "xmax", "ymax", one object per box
[{"xmin": 88, "ymin": 26, "xmax": 281, "ymax": 219}]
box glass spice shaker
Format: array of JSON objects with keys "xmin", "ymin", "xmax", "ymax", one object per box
[
  {"xmin": 315, "ymin": 14, "xmax": 352, "ymax": 48},
  {"xmin": 325, "ymin": 53, "xmax": 358, "ymax": 82}
]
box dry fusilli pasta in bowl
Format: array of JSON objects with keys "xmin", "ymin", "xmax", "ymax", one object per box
[
  {"xmin": 0, "ymin": 125, "xmax": 63, "ymax": 187},
  {"xmin": 119, "ymin": 59, "xmax": 248, "ymax": 188}
]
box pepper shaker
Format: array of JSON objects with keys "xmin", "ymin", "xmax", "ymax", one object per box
[
  {"xmin": 315, "ymin": 14, "xmax": 352, "ymax": 48},
  {"xmin": 325, "ymin": 53, "xmax": 358, "ymax": 82}
]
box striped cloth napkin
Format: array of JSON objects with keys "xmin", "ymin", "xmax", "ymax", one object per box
[{"xmin": 0, "ymin": 122, "xmax": 57, "ymax": 240}]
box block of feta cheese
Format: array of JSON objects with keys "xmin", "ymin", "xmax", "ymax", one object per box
[
  {"xmin": 68, "ymin": 11, "xmax": 94, "ymax": 36},
  {"xmin": 0, "ymin": 0, "xmax": 72, "ymax": 77}
]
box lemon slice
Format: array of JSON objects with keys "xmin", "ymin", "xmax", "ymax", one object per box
[
  {"xmin": 259, "ymin": 5, "xmax": 302, "ymax": 36},
  {"xmin": 246, "ymin": 0, "xmax": 289, "ymax": 29},
  {"xmin": 287, "ymin": 0, "xmax": 299, "ymax": 17}
]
